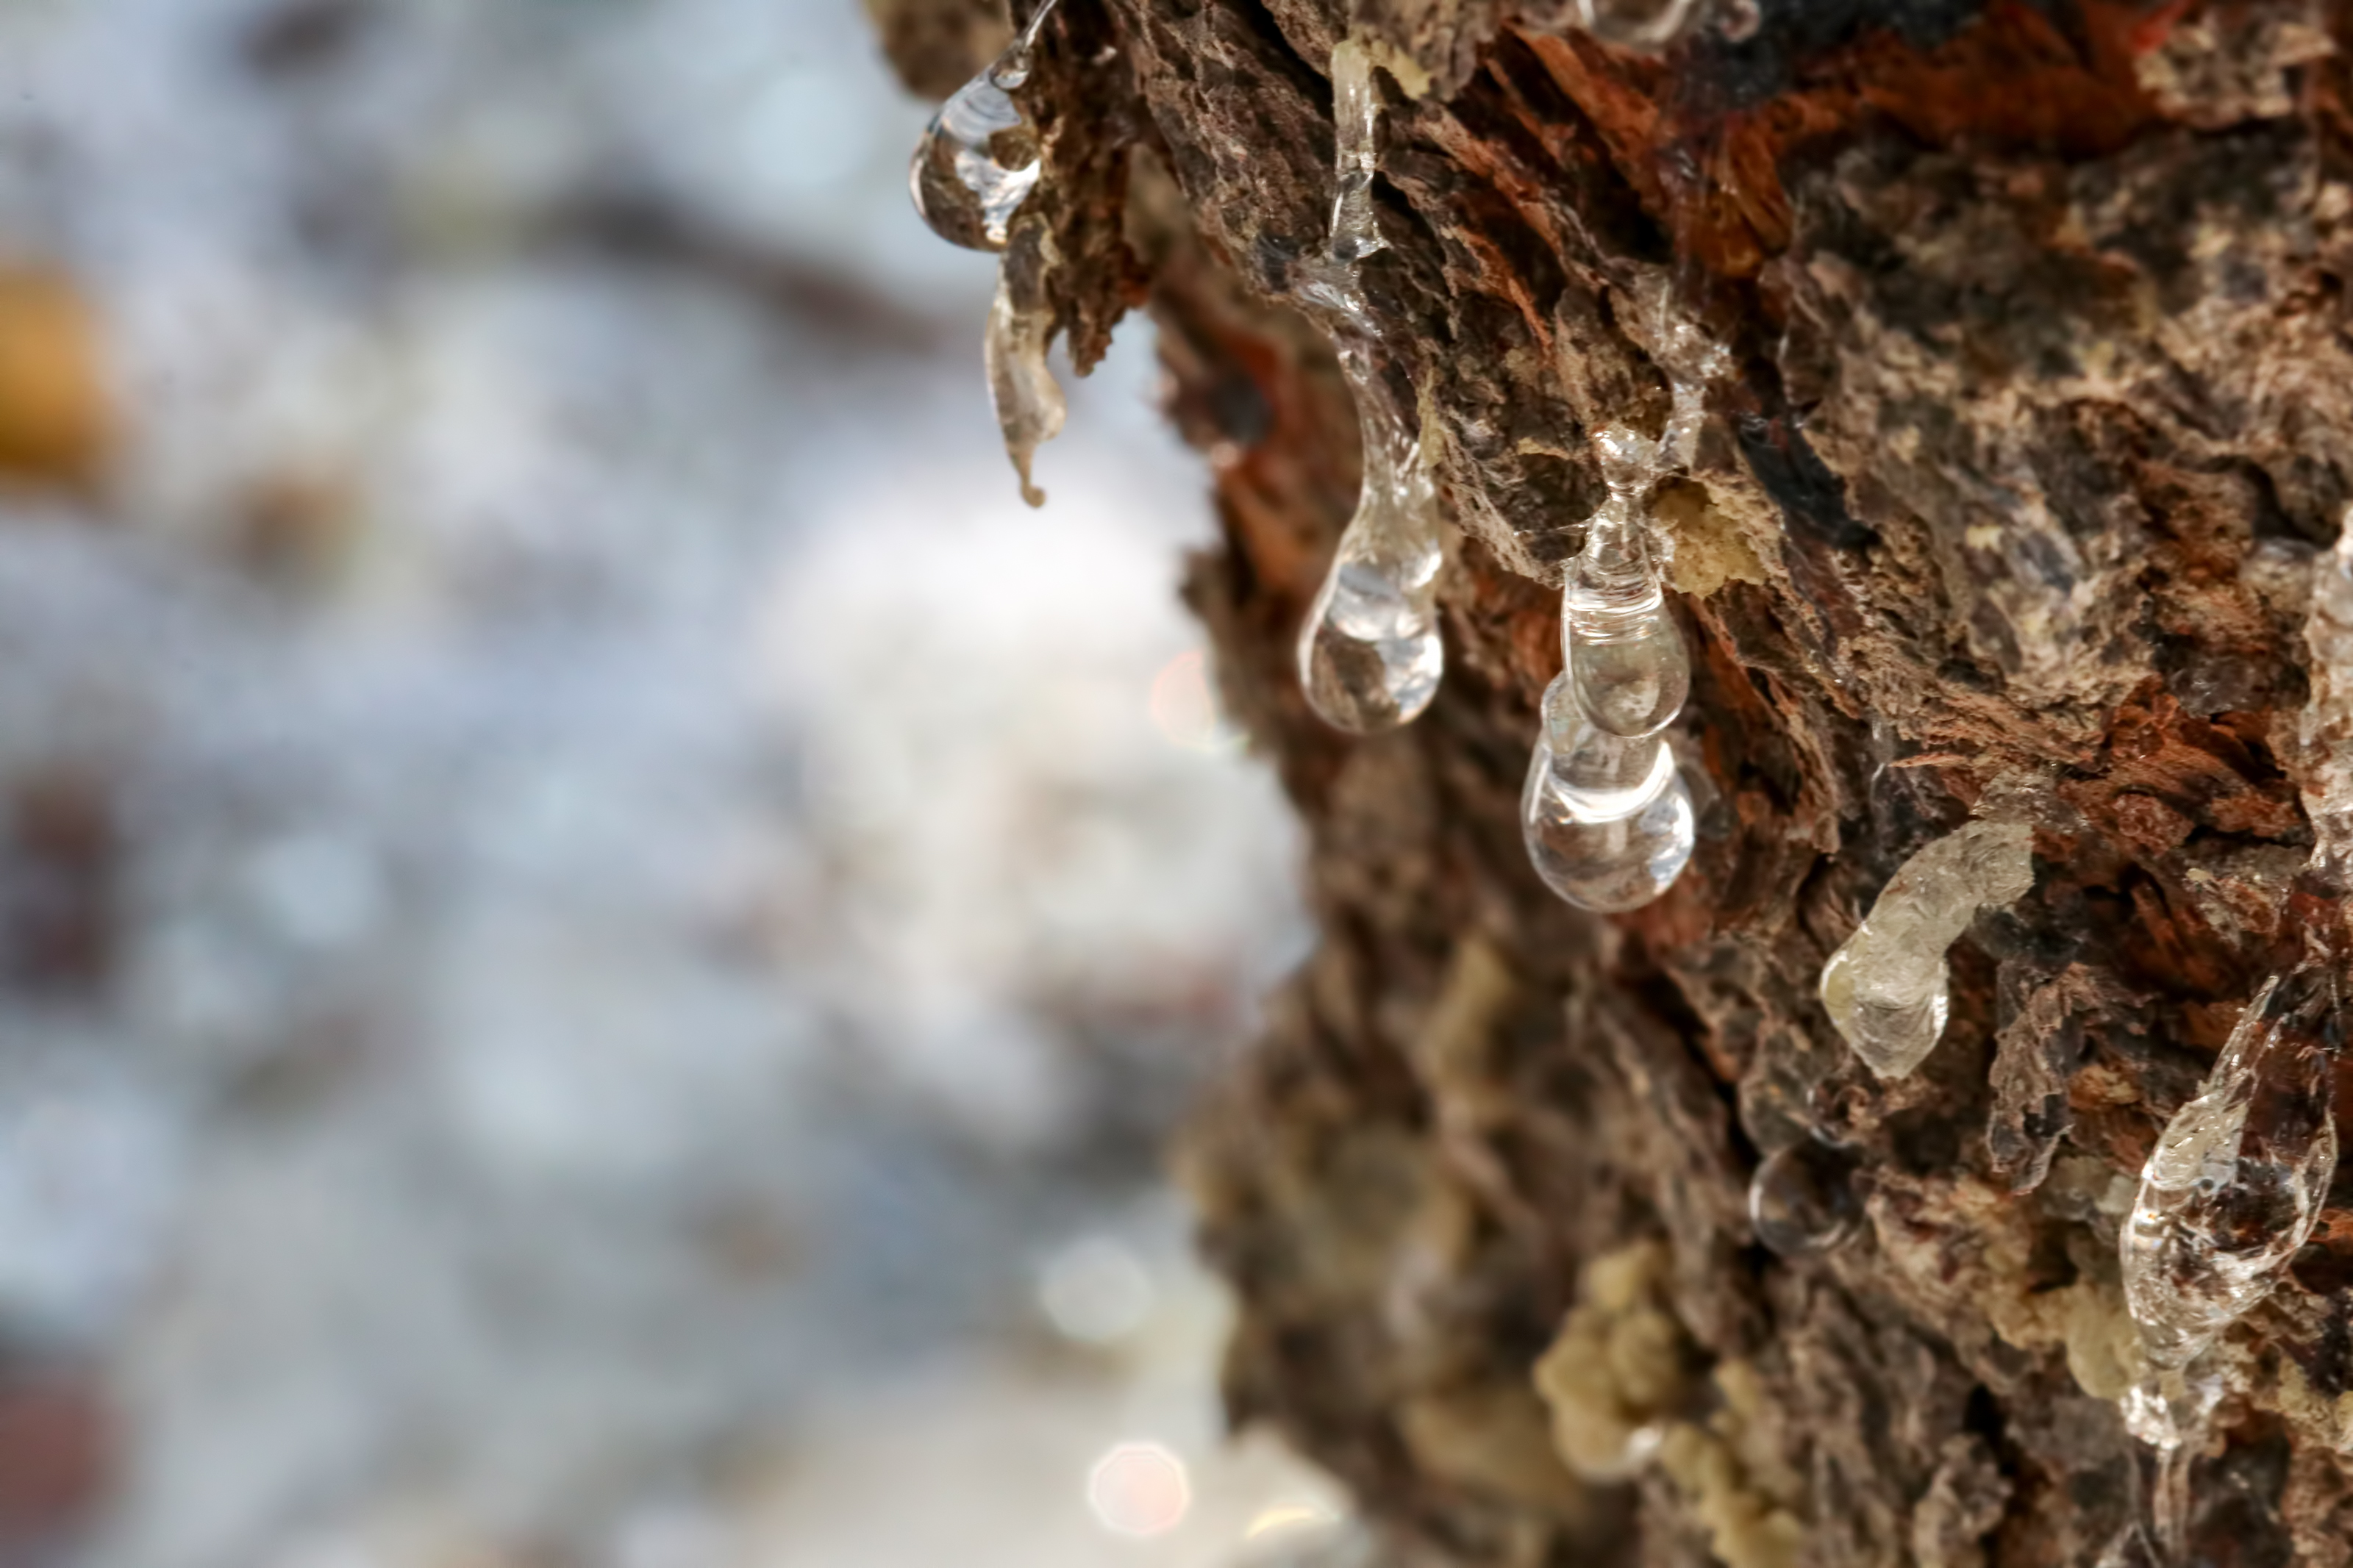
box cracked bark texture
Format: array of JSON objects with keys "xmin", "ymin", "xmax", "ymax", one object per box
[{"xmin": 871, "ymin": 1, "xmax": 2353, "ymax": 1563}]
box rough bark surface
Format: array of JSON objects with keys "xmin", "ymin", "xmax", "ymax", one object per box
[{"xmin": 873, "ymin": 1, "xmax": 2353, "ymax": 1563}]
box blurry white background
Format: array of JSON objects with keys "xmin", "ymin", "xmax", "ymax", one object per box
[{"xmin": 0, "ymin": 0, "xmax": 1352, "ymax": 1563}]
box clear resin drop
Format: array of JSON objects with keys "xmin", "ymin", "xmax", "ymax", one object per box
[
  {"xmin": 1293, "ymin": 40, "xmax": 1446, "ymax": 735},
  {"xmin": 907, "ymin": 0, "xmax": 1060, "ymax": 252},
  {"xmin": 1298, "ymin": 553, "xmax": 1442, "ymax": 733},
  {"xmin": 2121, "ymin": 961, "xmax": 2340, "ymax": 1377},
  {"xmin": 2117, "ymin": 958, "xmax": 2340, "ymax": 1556},
  {"xmin": 1748, "ymin": 1139, "xmax": 1862, "ymax": 1259},
  {"xmin": 1296, "ymin": 337, "xmax": 1443, "ymax": 732},
  {"xmin": 1563, "ymin": 500, "xmax": 1689, "ymax": 739},
  {"xmin": 1517, "ymin": 296, "xmax": 1726, "ymax": 905},
  {"xmin": 1522, "ymin": 682, "xmax": 1693, "ymax": 912},
  {"xmin": 1568, "ymin": 0, "xmax": 1705, "ymax": 52},
  {"xmin": 1818, "ymin": 820, "xmax": 2035, "ymax": 1080}
]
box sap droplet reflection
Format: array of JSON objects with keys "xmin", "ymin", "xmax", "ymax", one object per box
[{"xmin": 1568, "ymin": 0, "xmax": 1705, "ymax": 51}]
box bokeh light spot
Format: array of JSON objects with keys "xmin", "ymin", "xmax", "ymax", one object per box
[
  {"xmin": 1244, "ymin": 1501, "xmax": 1340, "ymax": 1540},
  {"xmin": 1087, "ymin": 1441, "xmax": 1190, "ymax": 1538},
  {"xmin": 1149, "ymin": 650, "xmax": 1240, "ymax": 754},
  {"xmin": 1038, "ymin": 1235, "xmax": 1153, "ymax": 1345}
]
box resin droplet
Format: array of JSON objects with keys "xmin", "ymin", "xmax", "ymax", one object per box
[
  {"xmin": 1568, "ymin": 0, "xmax": 1704, "ymax": 51},
  {"xmin": 1296, "ymin": 532, "xmax": 1442, "ymax": 731},
  {"xmin": 1296, "ymin": 348, "xmax": 1442, "ymax": 728},
  {"xmin": 2299, "ymin": 512, "xmax": 2353, "ymax": 881},
  {"xmin": 985, "ymin": 238, "xmax": 1065, "ymax": 508},
  {"xmin": 1539, "ymin": 673, "xmax": 1674, "ymax": 817},
  {"xmin": 1522, "ymin": 678, "xmax": 1693, "ymax": 912},
  {"xmin": 1748, "ymin": 1139, "xmax": 1862, "ymax": 1259},
  {"xmin": 907, "ymin": 0, "xmax": 1060, "ymax": 251},
  {"xmin": 1294, "ymin": 40, "xmax": 1445, "ymax": 735},
  {"xmin": 2121, "ymin": 961, "xmax": 2340, "ymax": 1382},
  {"xmin": 1819, "ymin": 820, "xmax": 2035, "ymax": 1080},
  {"xmin": 1563, "ymin": 482, "xmax": 1688, "ymax": 739},
  {"xmin": 2115, "ymin": 962, "xmax": 2338, "ymax": 1556}
]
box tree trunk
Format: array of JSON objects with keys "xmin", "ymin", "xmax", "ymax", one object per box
[{"xmin": 871, "ymin": 1, "xmax": 2353, "ymax": 1562}]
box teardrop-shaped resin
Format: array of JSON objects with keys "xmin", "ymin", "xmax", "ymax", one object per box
[
  {"xmin": 1563, "ymin": 510, "xmax": 1688, "ymax": 739},
  {"xmin": 907, "ymin": 4, "xmax": 1058, "ymax": 251},
  {"xmin": 1521, "ymin": 717, "xmax": 1693, "ymax": 912},
  {"xmin": 1297, "ymin": 332, "xmax": 1443, "ymax": 734},
  {"xmin": 1297, "ymin": 543, "xmax": 1443, "ymax": 734}
]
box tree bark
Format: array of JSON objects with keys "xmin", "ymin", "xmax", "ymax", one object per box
[{"xmin": 873, "ymin": 1, "xmax": 2353, "ymax": 1562}]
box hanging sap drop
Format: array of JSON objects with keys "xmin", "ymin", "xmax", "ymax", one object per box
[
  {"xmin": 1521, "ymin": 686, "xmax": 1693, "ymax": 912},
  {"xmin": 1538, "ymin": 673, "xmax": 1674, "ymax": 817},
  {"xmin": 1293, "ymin": 42, "xmax": 1441, "ymax": 734},
  {"xmin": 1521, "ymin": 738, "xmax": 1694, "ymax": 912},
  {"xmin": 908, "ymin": 2, "xmax": 1059, "ymax": 252},
  {"xmin": 1563, "ymin": 512, "xmax": 1689, "ymax": 739},
  {"xmin": 1748, "ymin": 1139, "xmax": 1862, "ymax": 1259},
  {"xmin": 1296, "ymin": 337, "xmax": 1443, "ymax": 734},
  {"xmin": 2115, "ymin": 956, "xmax": 2340, "ymax": 1558},
  {"xmin": 1297, "ymin": 534, "xmax": 1443, "ymax": 734}
]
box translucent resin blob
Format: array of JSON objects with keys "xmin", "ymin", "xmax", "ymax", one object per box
[
  {"xmin": 1747, "ymin": 1139, "xmax": 1862, "ymax": 1259},
  {"xmin": 2117, "ymin": 959, "xmax": 2340, "ymax": 1556},
  {"xmin": 1563, "ymin": 500, "xmax": 1688, "ymax": 738},
  {"xmin": 1520, "ymin": 283, "xmax": 1729, "ymax": 912},
  {"xmin": 1293, "ymin": 41, "xmax": 1446, "ymax": 735},
  {"xmin": 1522, "ymin": 678, "xmax": 1694, "ymax": 912},
  {"xmin": 1818, "ymin": 820, "xmax": 2035, "ymax": 1080},
  {"xmin": 907, "ymin": 0, "xmax": 1060, "ymax": 252},
  {"xmin": 1568, "ymin": 0, "xmax": 1705, "ymax": 52}
]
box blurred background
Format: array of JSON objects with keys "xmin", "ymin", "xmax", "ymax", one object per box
[{"xmin": 0, "ymin": 0, "xmax": 1349, "ymax": 1563}]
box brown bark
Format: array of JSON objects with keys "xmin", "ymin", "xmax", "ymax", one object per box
[{"xmin": 874, "ymin": 1, "xmax": 2353, "ymax": 1562}]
